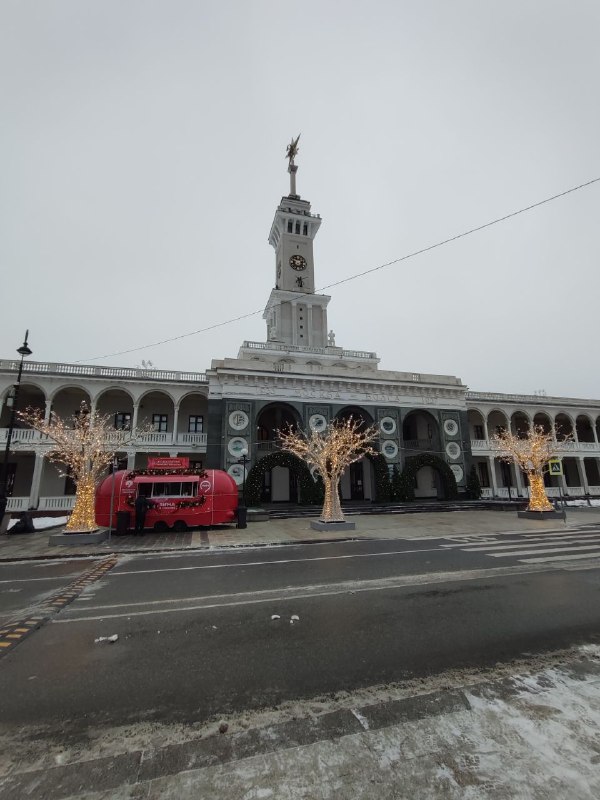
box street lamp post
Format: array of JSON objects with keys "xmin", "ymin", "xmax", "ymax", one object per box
[
  {"xmin": 236, "ymin": 447, "xmax": 250, "ymax": 529},
  {"xmin": 0, "ymin": 331, "xmax": 33, "ymax": 531}
]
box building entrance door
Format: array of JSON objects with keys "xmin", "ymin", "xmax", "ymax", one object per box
[{"xmin": 350, "ymin": 461, "xmax": 364, "ymax": 501}]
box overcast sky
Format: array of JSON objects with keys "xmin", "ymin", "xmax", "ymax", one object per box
[{"xmin": 1, "ymin": 1, "xmax": 599, "ymax": 399}]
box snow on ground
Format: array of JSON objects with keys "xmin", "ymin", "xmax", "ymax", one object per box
[
  {"xmin": 566, "ymin": 499, "xmax": 600, "ymax": 507},
  {"xmin": 7, "ymin": 516, "xmax": 68, "ymax": 531}
]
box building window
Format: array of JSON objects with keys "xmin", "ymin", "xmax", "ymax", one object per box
[
  {"xmin": 114, "ymin": 412, "xmax": 131, "ymax": 430},
  {"xmin": 478, "ymin": 463, "xmax": 490, "ymax": 487},
  {"xmin": 188, "ymin": 415, "xmax": 204, "ymax": 433},
  {"xmin": 474, "ymin": 424, "xmax": 484, "ymax": 440},
  {"xmin": 295, "ymin": 221, "xmax": 301, "ymax": 234},
  {"xmin": 302, "ymin": 223, "xmax": 308, "ymax": 235},
  {"xmin": 152, "ymin": 414, "xmax": 168, "ymax": 432},
  {"xmin": 287, "ymin": 220, "xmax": 293, "ymax": 233}
]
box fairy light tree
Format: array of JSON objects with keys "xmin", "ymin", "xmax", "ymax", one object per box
[
  {"xmin": 278, "ymin": 417, "xmax": 378, "ymax": 523},
  {"xmin": 17, "ymin": 402, "xmax": 151, "ymax": 532},
  {"xmin": 490, "ymin": 424, "xmax": 571, "ymax": 512}
]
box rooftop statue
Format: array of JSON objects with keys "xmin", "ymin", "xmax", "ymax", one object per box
[{"xmin": 286, "ymin": 134, "xmax": 301, "ymax": 166}]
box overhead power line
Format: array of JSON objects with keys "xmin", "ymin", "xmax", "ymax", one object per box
[{"xmin": 78, "ymin": 176, "xmax": 600, "ymax": 363}]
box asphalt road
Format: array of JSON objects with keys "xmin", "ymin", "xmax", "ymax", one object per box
[{"xmin": 1, "ymin": 527, "xmax": 600, "ymax": 732}]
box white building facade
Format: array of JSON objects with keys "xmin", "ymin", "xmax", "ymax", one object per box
[{"xmin": 2, "ymin": 154, "xmax": 600, "ymax": 511}]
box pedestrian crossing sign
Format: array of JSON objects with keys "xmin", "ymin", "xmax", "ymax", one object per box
[{"xmin": 548, "ymin": 459, "xmax": 563, "ymax": 476}]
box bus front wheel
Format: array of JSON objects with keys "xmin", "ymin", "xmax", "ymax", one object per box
[
  {"xmin": 173, "ymin": 520, "xmax": 188, "ymax": 532},
  {"xmin": 153, "ymin": 521, "xmax": 169, "ymax": 532}
]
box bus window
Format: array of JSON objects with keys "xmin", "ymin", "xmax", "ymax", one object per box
[
  {"xmin": 138, "ymin": 484, "xmax": 152, "ymax": 498},
  {"xmin": 152, "ymin": 482, "xmax": 181, "ymax": 497},
  {"xmin": 180, "ymin": 482, "xmax": 197, "ymax": 497}
]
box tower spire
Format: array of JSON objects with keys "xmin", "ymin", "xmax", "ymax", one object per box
[{"xmin": 285, "ymin": 134, "xmax": 301, "ymax": 197}]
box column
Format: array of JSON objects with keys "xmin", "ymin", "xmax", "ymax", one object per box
[
  {"xmin": 44, "ymin": 399, "xmax": 52, "ymax": 424},
  {"xmin": 291, "ymin": 302, "xmax": 297, "ymax": 345},
  {"xmin": 132, "ymin": 404, "xmax": 139, "ymax": 431},
  {"xmin": 514, "ymin": 466, "xmax": 525, "ymax": 498},
  {"xmin": 572, "ymin": 418, "xmax": 579, "ymax": 444},
  {"xmin": 126, "ymin": 451, "xmax": 136, "ymax": 470},
  {"xmin": 488, "ymin": 456, "xmax": 499, "ymax": 498},
  {"xmin": 172, "ymin": 405, "xmax": 180, "ymax": 447},
  {"xmin": 307, "ymin": 306, "xmax": 313, "ymax": 347},
  {"xmin": 579, "ymin": 457, "xmax": 590, "ymax": 494},
  {"xmin": 29, "ymin": 452, "xmax": 45, "ymax": 508},
  {"xmin": 483, "ymin": 417, "xmax": 490, "ymax": 443}
]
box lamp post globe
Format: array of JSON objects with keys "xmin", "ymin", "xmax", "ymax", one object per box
[{"xmin": 0, "ymin": 331, "xmax": 33, "ymax": 531}]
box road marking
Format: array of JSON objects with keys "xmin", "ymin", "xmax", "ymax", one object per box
[
  {"xmin": 110, "ymin": 546, "xmax": 448, "ymax": 577},
  {"xmin": 486, "ymin": 545, "xmax": 600, "ymax": 558},
  {"xmin": 52, "ymin": 562, "xmax": 576, "ymax": 623},
  {"xmin": 442, "ymin": 532, "xmax": 600, "ymax": 548},
  {"xmin": 461, "ymin": 537, "xmax": 600, "ymax": 552},
  {"xmin": 519, "ymin": 551, "xmax": 600, "ymax": 564}
]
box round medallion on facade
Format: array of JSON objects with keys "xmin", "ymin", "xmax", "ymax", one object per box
[
  {"xmin": 228, "ymin": 437, "xmax": 249, "ymax": 457},
  {"xmin": 228, "ymin": 410, "xmax": 249, "ymax": 431},
  {"xmin": 450, "ymin": 464, "xmax": 464, "ymax": 483},
  {"xmin": 443, "ymin": 419, "xmax": 459, "ymax": 437},
  {"xmin": 309, "ymin": 414, "xmax": 327, "ymax": 432},
  {"xmin": 380, "ymin": 416, "xmax": 397, "ymax": 435},
  {"xmin": 382, "ymin": 440, "xmax": 398, "ymax": 459},
  {"xmin": 445, "ymin": 442, "xmax": 461, "ymax": 460},
  {"xmin": 227, "ymin": 464, "xmax": 245, "ymax": 485}
]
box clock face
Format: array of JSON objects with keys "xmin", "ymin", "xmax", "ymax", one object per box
[{"xmin": 289, "ymin": 254, "xmax": 307, "ymax": 271}]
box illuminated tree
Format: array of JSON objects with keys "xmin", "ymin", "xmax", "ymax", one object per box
[
  {"xmin": 278, "ymin": 418, "xmax": 377, "ymax": 523},
  {"xmin": 490, "ymin": 425, "xmax": 570, "ymax": 512},
  {"xmin": 17, "ymin": 402, "xmax": 151, "ymax": 532}
]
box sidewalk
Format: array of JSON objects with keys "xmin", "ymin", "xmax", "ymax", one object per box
[
  {"xmin": 2, "ymin": 645, "xmax": 600, "ymax": 799},
  {"xmin": 1, "ymin": 508, "xmax": 600, "ymax": 561}
]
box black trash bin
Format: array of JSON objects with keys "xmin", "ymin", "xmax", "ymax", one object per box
[{"xmin": 116, "ymin": 511, "xmax": 131, "ymax": 536}]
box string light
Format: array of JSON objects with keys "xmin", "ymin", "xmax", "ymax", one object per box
[
  {"xmin": 278, "ymin": 417, "xmax": 378, "ymax": 523},
  {"xmin": 17, "ymin": 402, "xmax": 154, "ymax": 533},
  {"xmin": 490, "ymin": 424, "xmax": 571, "ymax": 513}
]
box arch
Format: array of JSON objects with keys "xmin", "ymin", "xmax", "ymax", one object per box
[
  {"xmin": 49, "ymin": 386, "xmax": 92, "ymax": 419},
  {"xmin": 467, "ymin": 408, "xmax": 486, "ymax": 440},
  {"xmin": 4, "ymin": 380, "xmax": 47, "ymax": 399},
  {"xmin": 511, "ymin": 410, "xmax": 530, "ymax": 439},
  {"xmin": 533, "ymin": 411, "xmax": 553, "ymax": 434},
  {"xmin": 487, "ymin": 409, "xmax": 509, "ymax": 436},
  {"xmin": 576, "ymin": 414, "xmax": 595, "ymax": 443},
  {"xmin": 555, "ymin": 412, "xmax": 575, "ymax": 440},
  {"xmin": 0, "ymin": 383, "xmax": 46, "ymax": 428},
  {"xmin": 306, "ymin": 360, "xmax": 322, "ymax": 366},
  {"xmin": 176, "ymin": 389, "xmax": 209, "ymax": 405},
  {"xmin": 400, "ymin": 453, "xmax": 458, "ymax": 501},
  {"xmin": 47, "ymin": 383, "xmax": 91, "ymax": 403},
  {"xmin": 245, "ymin": 451, "xmax": 322, "ymax": 506},
  {"xmin": 93, "ymin": 385, "xmax": 136, "ymax": 406},
  {"xmin": 335, "ymin": 405, "xmax": 375, "ymax": 431},
  {"xmin": 135, "ymin": 387, "xmax": 178, "ymax": 407},
  {"xmin": 402, "ymin": 409, "xmax": 440, "ymax": 455}
]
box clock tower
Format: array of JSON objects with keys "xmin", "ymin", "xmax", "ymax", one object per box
[{"xmin": 263, "ymin": 136, "xmax": 330, "ymax": 348}]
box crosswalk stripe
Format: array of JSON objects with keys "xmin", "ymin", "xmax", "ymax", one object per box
[
  {"xmin": 462, "ymin": 537, "xmax": 600, "ymax": 552},
  {"xmin": 442, "ymin": 532, "xmax": 600, "ymax": 548},
  {"xmin": 489, "ymin": 544, "xmax": 600, "ymax": 558},
  {"xmin": 519, "ymin": 551, "xmax": 600, "ymax": 564}
]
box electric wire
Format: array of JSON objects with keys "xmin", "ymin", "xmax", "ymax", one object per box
[{"xmin": 78, "ymin": 176, "xmax": 600, "ymax": 364}]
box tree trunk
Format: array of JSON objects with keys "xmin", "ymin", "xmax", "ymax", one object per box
[
  {"xmin": 65, "ymin": 472, "xmax": 98, "ymax": 532},
  {"xmin": 320, "ymin": 475, "xmax": 345, "ymax": 522},
  {"xmin": 527, "ymin": 471, "xmax": 554, "ymax": 512}
]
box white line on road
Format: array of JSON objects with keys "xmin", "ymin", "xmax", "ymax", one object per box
[
  {"xmin": 519, "ymin": 551, "xmax": 600, "ymax": 564},
  {"xmin": 51, "ymin": 562, "xmax": 582, "ymax": 624},
  {"xmin": 488, "ymin": 545, "xmax": 600, "ymax": 558},
  {"xmin": 459, "ymin": 537, "xmax": 600, "ymax": 552},
  {"xmin": 110, "ymin": 546, "xmax": 445, "ymax": 577}
]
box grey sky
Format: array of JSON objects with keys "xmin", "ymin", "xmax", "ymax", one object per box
[{"xmin": 1, "ymin": 1, "xmax": 599, "ymax": 398}]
